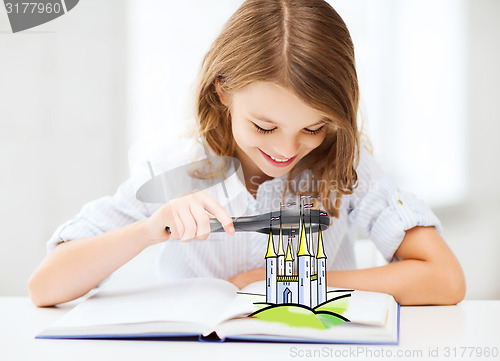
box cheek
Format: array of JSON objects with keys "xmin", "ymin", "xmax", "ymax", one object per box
[
  {"xmin": 245, "ymin": 133, "xmax": 268, "ymax": 149},
  {"xmin": 231, "ymin": 118, "xmax": 245, "ymax": 143},
  {"xmin": 232, "ymin": 121, "xmax": 264, "ymax": 148},
  {"xmin": 304, "ymin": 133, "xmax": 327, "ymax": 150}
]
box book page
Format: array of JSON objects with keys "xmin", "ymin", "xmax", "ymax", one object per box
[
  {"xmin": 49, "ymin": 278, "xmax": 252, "ymax": 331},
  {"xmin": 216, "ymin": 282, "xmax": 397, "ymax": 342},
  {"xmin": 239, "ymin": 282, "xmax": 392, "ymax": 326},
  {"xmin": 343, "ymin": 290, "xmax": 392, "ymax": 326},
  {"xmin": 215, "ymin": 299, "xmax": 398, "ymax": 344}
]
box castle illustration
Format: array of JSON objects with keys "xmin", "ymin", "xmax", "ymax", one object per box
[{"xmin": 265, "ymin": 207, "xmax": 327, "ymax": 308}]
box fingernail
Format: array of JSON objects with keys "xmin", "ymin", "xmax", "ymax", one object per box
[{"xmin": 229, "ymin": 225, "xmax": 235, "ymax": 234}]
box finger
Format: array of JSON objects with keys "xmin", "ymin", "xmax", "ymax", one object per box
[
  {"xmin": 195, "ymin": 192, "xmax": 235, "ymax": 235},
  {"xmin": 190, "ymin": 203, "xmax": 211, "ymax": 240},
  {"xmin": 169, "ymin": 208, "xmax": 184, "ymax": 240},
  {"xmin": 194, "ymin": 231, "xmax": 210, "ymax": 241},
  {"xmin": 176, "ymin": 205, "xmax": 197, "ymax": 241}
]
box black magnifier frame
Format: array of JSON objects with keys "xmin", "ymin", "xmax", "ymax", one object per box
[{"xmin": 206, "ymin": 208, "xmax": 330, "ymax": 236}]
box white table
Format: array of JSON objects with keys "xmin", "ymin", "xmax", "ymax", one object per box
[{"xmin": 1, "ymin": 298, "xmax": 499, "ymax": 361}]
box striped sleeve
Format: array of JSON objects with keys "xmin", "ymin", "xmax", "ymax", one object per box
[
  {"xmin": 347, "ymin": 145, "xmax": 443, "ymax": 261},
  {"xmin": 46, "ymin": 178, "xmax": 151, "ymax": 252}
]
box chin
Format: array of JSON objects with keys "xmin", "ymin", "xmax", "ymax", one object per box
[
  {"xmin": 260, "ymin": 162, "xmax": 295, "ymax": 178},
  {"xmin": 262, "ymin": 168, "xmax": 286, "ymax": 178}
]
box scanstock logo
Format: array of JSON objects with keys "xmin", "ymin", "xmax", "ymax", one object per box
[{"xmin": 3, "ymin": 0, "xmax": 79, "ymax": 33}]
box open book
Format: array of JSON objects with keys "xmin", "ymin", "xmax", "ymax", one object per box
[{"xmin": 37, "ymin": 278, "xmax": 399, "ymax": 344}]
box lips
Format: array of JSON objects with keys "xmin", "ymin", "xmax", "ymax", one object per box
[{"xmin": 259, "ymin": 149, "xmax": 297, "ymax": 168}]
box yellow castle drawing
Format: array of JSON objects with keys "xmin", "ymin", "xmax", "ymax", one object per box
[{"xmin": 265, "ymin": 208, "xmax": 327, "ymax": 308}]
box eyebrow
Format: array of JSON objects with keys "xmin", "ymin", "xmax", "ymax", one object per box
[{"xmin": 249, "ymin": 113, "xmax": 332, "ymax": 128}]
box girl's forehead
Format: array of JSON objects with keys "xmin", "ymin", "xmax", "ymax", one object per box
[
  {"xmin": 233, "ymin": 82, "xmax": 325, "ymax": 124},
  {"xmin": 236, "ymin": 81, "xmax": 292, "ymax": 97}
]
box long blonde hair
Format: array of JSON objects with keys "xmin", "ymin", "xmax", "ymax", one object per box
[{"xmin": 195, "ymin": 0, "xmax": 360, "ymax": 218}]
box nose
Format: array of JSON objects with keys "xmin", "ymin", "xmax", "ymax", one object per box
[{"xmin": 272, "ymin": 135, "xmax": 301, "ymax": 158}]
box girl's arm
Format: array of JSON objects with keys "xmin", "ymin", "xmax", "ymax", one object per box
[
  {"xmin": 28, "ymin": 191, "xmax": 234, "ymax": 307},
  {"xmin": 227, "ymin": 226, "xmax": 466, "ymax": 306},
  {"xmin": 28, "ymin": 220, "xmax": 154, "ymax": 307},
  {"xmin": 328, "ymin": 226, "xmax": 466, "ymax": 305}
]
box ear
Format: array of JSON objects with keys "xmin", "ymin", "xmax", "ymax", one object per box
[{"xmin": 214, "ymin": 78, "xmax": 230, "ymax": 106}]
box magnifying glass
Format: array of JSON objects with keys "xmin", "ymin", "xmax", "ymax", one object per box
[{"xmin": 208, "ymin": 208, "xmax": 330, "ymax": 236}]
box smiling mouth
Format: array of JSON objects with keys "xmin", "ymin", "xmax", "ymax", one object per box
[
  {"xmin": 259, "ymin": 149, "xmax": 297, "ymax": 167},
  {"xmin": 269, "ymin": 155, "xmax": 291, "ymax": 162}
]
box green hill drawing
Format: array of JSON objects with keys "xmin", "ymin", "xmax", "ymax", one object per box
[{"xmin": 246, "ymin": 291, "xmax": 352, "ymax": 330}]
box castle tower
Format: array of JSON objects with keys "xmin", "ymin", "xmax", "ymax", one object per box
[
  {"xmin": 297, "ymin": 220, "xmax": 311, "ymax": 307},
  {"xmin": 277, "ymin": 228, "xmax": 285, "ymax": 276},
  {"xmin": 265, "ymin": 229, "xmax": 277, "ymax": 304},
  {"xmin": 285, "ymin": 241, "xmax": 294, "ymax": 275},
  {"xmin": 316, "ymin": 228, "xmax": 328, "ymax": 304},
  {"xmin": 308, "ymin": 212, "xmax": 315, "ymax": 275}
]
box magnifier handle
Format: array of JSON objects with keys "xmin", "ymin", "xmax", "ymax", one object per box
[
  {"xmin": 209, "ymin": 218, "xmax": 230, "ymax": 232},
  {"xmin": 165, "ymin": 221, "xmax": 231, "ymax": 234}
]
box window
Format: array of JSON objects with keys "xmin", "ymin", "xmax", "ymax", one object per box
[
  {"xmin": 333, "ymin": 0, "xmax": 467, "ymax": 206},
  {"xmin": 127, "ymin": 1, "xmax": 243, "ymax": 146}
]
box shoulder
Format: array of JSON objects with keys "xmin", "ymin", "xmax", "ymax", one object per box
[
  {"xmin": 131, "ymin": 135, "xmax": 205, "ymax": 169},
  {"xmin": 347, "ymin": 142, "xmax": 398, "ymax": 204},
  {"xmin": 129, "ymin": 135, "xmax": 207, "ymax": 186},
  {"xmin": 354, "ymin": 142, "xmax": 391, "ymax": 182}
]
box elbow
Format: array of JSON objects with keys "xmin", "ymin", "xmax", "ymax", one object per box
[
  {"xmin": 447, "ymin": 271, "xmax": 466, "ymax": 305},
  {"xmin": 28, "ymin": 276, "xmax": 45, "ymax": 307},
  {"xmin": 28, "ymin": 279, "xmax": 45, "ymax": 308},
  {"xmin": 436, "ymin": 263, "xmax": 467, "ymax": 305},
  {"xmin": 30, "ymin": 296, "xmax": 53, "ymax": 308},
  {"xmin": 28, "ymin": 269, "xmax": 93, "ymax": 307},
  {"xmin": 28, "ymin": 272, "xmax": 57, "ymax": 308}
]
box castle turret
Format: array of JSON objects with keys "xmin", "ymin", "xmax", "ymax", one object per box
[
  {"xmin": 316, "ymin": 228, "xmax": 327, "ymax": 304},
  {"xmin": 285, "ymin": 240, "xmax": 294, "ymax": 275},
  {"xmin": 277, "ymin": 228, "xmax": 285, "ymax": 276},
  {"xmin": 308, "ymin": 211, "xmax": 315, "ymax": 275},
  {"xmin": 297, "ymin": 220, "xmax": 311, "ymax": 307},
  {"xmin": 265, "ymin": 229, "xmax": 277, "ymax": 304}
]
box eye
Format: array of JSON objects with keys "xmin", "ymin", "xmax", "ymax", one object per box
[
  {"xmin": 253, "ymin": 123, "xmax": 277, "ymax": 134},
  {"xmin": 304, "ymin": 125, "xmax": 325, "ymax": 135}
]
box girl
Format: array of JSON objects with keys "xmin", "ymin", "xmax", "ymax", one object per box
[{"xmin": 29, "ymin": 0, "xmax": 465, "ymax": 307}]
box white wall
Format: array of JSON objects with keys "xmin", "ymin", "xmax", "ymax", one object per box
[
  {"xmin": 344, "ymin": 0, "xmax": 500, "ymax": 299},
  {"xmin": 126, "ymin": 0, "xmax": 242, "ymax": 145},
  {"xmin": 337, "ymin": 0, "xmax": 468, "ymax": 207},
  {"xmin": 0, "ymin": 0, "xmax": 129, "ymax": 296},
  {"xmin": 435, "ymin": 0, "xmax": 500, "ymax": 300}
]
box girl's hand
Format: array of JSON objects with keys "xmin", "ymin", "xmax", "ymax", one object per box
[
  {"xmin": 144, "ymin": 190, "xmax": 235, "ymax": 243},
  {"xmin": 227, "ymin": 268, "xmax": 266, "ymax": 289}
]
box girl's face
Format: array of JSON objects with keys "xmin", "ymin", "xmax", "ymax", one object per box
[{"xmin": 218, "ymin": 81, "xmax": 328, "ymax": 184}]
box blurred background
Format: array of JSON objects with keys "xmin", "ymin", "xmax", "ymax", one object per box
[{"xmin": 1, "ymin": 0, "xmax": 499, "ymax": 299}]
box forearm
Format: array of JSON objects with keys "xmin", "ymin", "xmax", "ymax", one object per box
[
  {"xmin": 328, "ymin": 259, "xmax": 465, "ymax": 306},
  {"xmin": 28, "ymin": 220, "xmax": 152, "ymax": 307}
]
